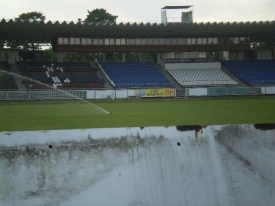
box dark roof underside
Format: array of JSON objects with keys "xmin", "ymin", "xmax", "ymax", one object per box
[
  {"xmin": 0, "ymin": 19, "xmax": 274, "ymax": 43},
  {"xmin": 162, "ymin": 6, "xmax": 192, "ymax": 9}
]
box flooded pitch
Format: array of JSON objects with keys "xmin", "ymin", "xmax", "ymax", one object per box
[{"xmin": 0, "ymin": 124, "xmax": 275, "ymax": 206}]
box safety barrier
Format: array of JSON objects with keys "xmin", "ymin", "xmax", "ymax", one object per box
[
  {"xmin": 0, "ymin": 89, "xmax": 175, "ymax": 101},
  {"xmin": 1, "ymin": 86, "xmax": 273, "ymax": 101}
]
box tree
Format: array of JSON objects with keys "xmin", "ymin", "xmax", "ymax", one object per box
[
  {"xmin": 85, "ymin": 9, "xmax": 117, "ymax": 23},
  {"xmin": 66, "ymin": 9, "xmax": 118, "ymax": 62},
  {"xmin": 15, "ymin": 11, "xmax": 45, "ymax": 22},
  {"xmin": 4, "ymin": 12, "xmax": 46, "ymax": 50},
  {"xmin": 42, "ymin": 48, "xmax": 58, "ymax": 62}
]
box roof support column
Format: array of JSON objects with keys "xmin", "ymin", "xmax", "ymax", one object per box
[
  {"xmin": 122, "ymin": 52, "xmax": 126, "ymax": 62},
  {"xmin": 157, "ymin": 53, "xmax": 165, "ymax": 68},
  {"xmin": 57, "ymin": 52, "xmax": 63, "ymax": 62},
  {"xmin": 157, "ymin": 52, "xmax": 162, "ymax": 62}
]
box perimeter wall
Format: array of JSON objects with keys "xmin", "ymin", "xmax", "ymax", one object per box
[{"xmin": 0, "ymin": 124, "xmax": 274, "ymax": 206}]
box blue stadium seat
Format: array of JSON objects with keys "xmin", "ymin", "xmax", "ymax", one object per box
[
  {"xmin": 100, "ymin": 62, "xmax": 173, "ymax": 88},
  {"xmin": 222, "ymin": 60, "xmax": 275, "ymax": 85}
]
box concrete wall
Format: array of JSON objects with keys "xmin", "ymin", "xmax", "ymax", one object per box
[
  {"xmin": 0, "ymin": 124, "xmax": 274, "ymax": 206},
  {"xmin": 0, "ymin": 50, "xmax": 19, "ymax": 64},
  {"xmin": 188, "ymin": 88, "xmax": 207, "ymax": 96},
  {"xmin": 261, "ymin": 86, "xmax": 275, "ymax": 94},
  {"xmin": 165, "ymin": 62, "xmax": 221, "ymax": 70}
]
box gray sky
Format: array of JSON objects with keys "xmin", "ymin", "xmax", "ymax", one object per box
[{"xmin": 1, "ymin": 0, "xmax": 274, "ymax": 23}]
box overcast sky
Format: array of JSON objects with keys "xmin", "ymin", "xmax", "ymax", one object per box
[{"xmin": 1, "ymin": 0, "xmax": 274, "ymax": 23}]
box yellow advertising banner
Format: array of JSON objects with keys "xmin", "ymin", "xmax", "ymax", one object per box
[{"xmin": 134, "ymin": 89, "xmax": 174, "ymax": 97}]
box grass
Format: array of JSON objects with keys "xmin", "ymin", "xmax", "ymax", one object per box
[{"xmin": 0, "ymin": 98, "xmax": 275, "ymax": 131}]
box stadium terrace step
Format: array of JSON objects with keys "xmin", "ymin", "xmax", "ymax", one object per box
[
  {"xmin": 221, "ymin": 60, "xmax": 275, "ymax": 85},
  {"xmin": 100, "ymin": 62, "xmax": 174, "ymax": 88},
  {"xmin": 15, "ymin": 61, "xmax": 105, "ymax": 90},
  {"xmin": 0, "ymin": 62, "xmax": 19, "ymax": 90}
]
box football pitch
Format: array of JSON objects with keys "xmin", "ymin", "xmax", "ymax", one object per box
[{"xmin": 0, "ymin": 97, "xmax": 274, "ymax": 131}]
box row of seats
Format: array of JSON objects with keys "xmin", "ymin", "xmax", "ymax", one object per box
[
  {"xmin": 0, "ymin": 61, "xmax": 18, "ymax": 90},
  {"xmin": 17, "ymin": 62, "xmax": 105, "ymax": 90},
  {"xmin": 167, "ymin": 68, "xmax": 237, "ymax": 86},
  {"xmin": 101, "ymin": 62, "xmax": 173, "ymax": 88},
  {"xmin": 25, "ymin": 76, "xmax": 102, "ymax": 84},
  {"xmin": 19, "ymin": 66, "xmax": 96, "ymax": 73},
  {"xmin": 221, "ymin": 60, "xmax": 275, "ymax": 85},
  {"xmin": 16, "ymin": 61, "xmax": 90, "ymax": 67}
]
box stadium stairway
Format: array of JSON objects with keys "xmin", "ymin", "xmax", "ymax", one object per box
[
  {"xmin": 10, "ymin": 64, "xmax": 27, "ymax": 91},
  {"xmin": 175, "ymin": 89, "xmax": 186, "ymax": 98},
  {"xmin": 91, "ymin": 62, "xmax": 114, "ymax": 90},
  {"xmin": 221, "ymin": 65, "xmax": 247, "ymax": 86},
  {"xmin": 157, "ymin": 64, "xmax": 181, "ymax": 89},
  {"xmin": 221, "ymin": 64, "xmax": 261, "ymax": 95},
  {"xmin": 157, "ymin": 63, "xmax": 186, "ymax": 98}
]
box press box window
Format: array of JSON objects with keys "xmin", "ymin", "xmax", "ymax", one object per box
[
  {"xmin": 98, "ymin": 39, "xmax": 104, "ymax": 45},
  {"xmin": 116, "ymin": 39, "xmax": 121, "ymax": 45},
  {"xmin": 213, "ymin": 38, "xmax": 217, "ymax": 44},
  {"xmin": 177, "ymin": 38, "xmax": 183, "ymax": 44},
  {"xmin": 136, "ymin": 38, "xmax": 141, "ymax": 45},
  {"xmin": 120, "ymin": 39, "xmax": 126, "ymax": 45},
  {"xmin": 63, "ymin": 38, "xmax": 69, "ymax": 44},
  {"xmin": 70, "ymin": 38, "xmax": 75, "ymax": 45},
  {"xmin": 153, "ymin": 38, "xmax": 159, "ymax": 45},
  {"xmin": 142, "ymin": 39, "xmax": 148, "ymax": 45},
  {"xmin": 172, "ymin": 38, "xmax": 178, "ymax": 45},
  {"xmin": 75, "ymin": 38, "xmax": 80, "ymax": 44},
  {"xmin": 129, "ymin": 39, "xmax": 136, "ymax": 45},
  {"xmin": 58, "ymin": 38, "xmax": 63, "ymax": 44},
  {"xmin": 93, "ymin": 39, "xmax": 98, "ymax": 45},
  {"xmin": 159, "ymin": 38, "xmax": 165, "ymax": 45},
  {"xmin": 105, "ymin": 39, "xmax": 110, "ymax": 45},
  {"xmin": 165, "ymin": 38, "xmax": 172, "ymax": 45},
  {"xmin": 81, "ymin": 38, "xmax": 87, "ymax": 45},
  {"xmin": 240, "ymin": 37, "xmax": 245, "ymax": 43},
  {"xmin": 87, "ymin": 39, "xmax": 92, "ymax": 45},
  {"xmin": 197, "ymin": 38, "xmax": 202, "ymax": 44},
  {"xmin": 110, "ymin": 39, "xmax": 115, "ymax": 45},
  {"xmin": 148, "ymin": 38, "xmax": 153, "ymax": 45}
]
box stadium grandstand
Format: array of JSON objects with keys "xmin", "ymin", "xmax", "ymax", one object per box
[
  {"xmin": 1, "ymin": 5, "xmax": 275, "ymax": 206},
  {"xmin": 16, "ymin": 61, "xmax": 105, "ymax": 90},
  {"xmin": 0, "ymin": 6, "xmax": 274, "ymax": 99}
]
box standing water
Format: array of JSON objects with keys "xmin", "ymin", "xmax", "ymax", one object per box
[{"xmin": 0, "ymin": 69, "xmax": 111, "ymax": 114}]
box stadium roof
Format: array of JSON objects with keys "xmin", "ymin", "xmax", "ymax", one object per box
[
  {"xmin": 0, "ymin": 19, "xmax": 274, "ymax": 43},
  {"xmin": 162, "ymin": 6, "xmax": 193, "ymax": 9}
]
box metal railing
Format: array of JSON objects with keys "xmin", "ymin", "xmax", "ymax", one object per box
[{"xmin": 0, "ymin": 90, "xmax": 86, "ymax": 101}]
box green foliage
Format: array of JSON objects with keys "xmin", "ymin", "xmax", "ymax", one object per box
[
  {"xmin": 63, "ymin": 52, "xmax": 95, "ymax": 62},
  {"xmin": 85, "ymin": 8, "xmax": 118, "ymax": 23},
  {"xmin": 5, "ymin": 40, "xmax": 41, "ymax": 50},
  {"xmin": 3, "ymin": 12, "xmax": 46, "ymax": 50},
  {"xmin": 82, "ymin": 8, "xmax": 118, "ymax": 61},
  {"xmin": 42, "ymin": 48, "xmax": 58, "ymax": 61},
  {"xmin": 213, "ymin": 51, "xmax": 223, "ymax": 60},
  {"xmin": 1, "ymin": 98, "xmax": 274, "ymax": 131},
  {"xmin": 250, "ymin": 40, "xmax": 275, "ymax": 49},
  {"xmin": 15, "ymin": 11, "xmax": 45, "ymax": 22},
  {"xmin": 124, "ymin": 52, "xmax": 154, "ymax": 62},
  {"xmin": 0, "ymin": 40, "xmax": 4, "ymax": 48}
]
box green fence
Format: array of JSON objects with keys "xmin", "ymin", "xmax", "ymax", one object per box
[{"xmin": 208, "ymin": 87, "xmax": 249, "ymax": 96}]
